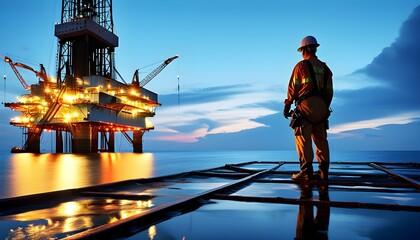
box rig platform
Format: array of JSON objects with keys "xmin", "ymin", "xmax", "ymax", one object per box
[{"xmin": 3, "ymin": 0, "xmax": 177, "ymax": 153}]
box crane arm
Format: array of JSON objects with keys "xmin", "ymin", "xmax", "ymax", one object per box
[
  {"xmin": 4, "ymin": 57, "xmax": 31, "ymax": 91},
  {"xmin": 137, "ymin": 55, "xmax": 179, "ymax": 87},
  {"xmin": 14, "ymin": 62, "xmax": 37, "ymax": 74},
  {"xmin": 13, "ymin": 61, "xmax": 48, "ymax": 82}
]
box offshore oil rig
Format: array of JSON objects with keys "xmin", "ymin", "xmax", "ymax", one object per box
[{"xmin": 4, "ymin": 0, "xmax": 177, "ymax": 153}]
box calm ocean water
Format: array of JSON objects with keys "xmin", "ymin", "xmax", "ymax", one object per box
[
  {"xmin": 0, "ymin": 150, "xmax": 419, "ymax": 198},
  {"xmin": 0, "ymin": 150, "xmax": 419, "ymax": 240}
]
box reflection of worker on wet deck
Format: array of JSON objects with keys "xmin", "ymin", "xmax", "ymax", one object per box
[{"xmin": 295, "ymin": 185, "xmax": 330, "ymax": 240}]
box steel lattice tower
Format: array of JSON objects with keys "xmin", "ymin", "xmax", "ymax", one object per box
[{"xmin": 56, "ymin": 0, "xmax": 117, "ymax": 85}]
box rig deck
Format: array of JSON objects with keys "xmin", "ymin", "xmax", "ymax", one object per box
[{"xmin": 0, "ymin": 161, "xmax": 419, "ymax": 239}]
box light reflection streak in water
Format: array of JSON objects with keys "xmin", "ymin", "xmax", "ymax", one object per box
[
  {"xmin": 145, "ymin": 225, "xmax": 186, "ymax": 240},
  {"xmin": 5, "ymin": 198, "xmax": 154, "ymax": 239},
  {"xmin": 148, "ymin": 225, "xmax": 157, "ymax": 239},
  {"xmin": 8, "ymin": 153, "xmax": 154, "ymax": 197}
]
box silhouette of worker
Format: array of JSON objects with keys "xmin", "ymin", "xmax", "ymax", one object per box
[{"xmin": 284, "ymin": 36, "xmax": 333, "ymax": 181}]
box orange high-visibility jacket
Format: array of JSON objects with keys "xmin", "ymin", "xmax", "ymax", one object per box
[{"xmin": 286, "ymin": 56, "xmax": 333, "ymax": 106}]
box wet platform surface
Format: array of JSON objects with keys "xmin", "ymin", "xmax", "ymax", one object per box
[{"xmin": 0, "ymin": 161, "xmax": 419, "ymax": 239}]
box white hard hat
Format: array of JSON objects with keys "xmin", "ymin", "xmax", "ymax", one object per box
[{"xmin": 297, "ymin": 36, "xmax": 320, "ymax": 52}]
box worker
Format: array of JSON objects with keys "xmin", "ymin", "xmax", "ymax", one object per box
[{"xmin": 284, "ymin": 36, "xmax": 333, "ymax": 181}]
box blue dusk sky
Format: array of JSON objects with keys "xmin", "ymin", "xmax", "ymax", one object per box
[{"xmin": 0, "ymin": 0, "xmax": 419, "ymax": 152}]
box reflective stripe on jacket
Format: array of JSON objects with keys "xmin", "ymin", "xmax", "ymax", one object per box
[{"xmin": 287, "ymin": 56, "xmax": 333, "ymax": 106}]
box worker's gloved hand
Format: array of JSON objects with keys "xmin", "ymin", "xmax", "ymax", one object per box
[{"xmin": 283, "ymin": 104, "xmax": 291, "ymax": 119}]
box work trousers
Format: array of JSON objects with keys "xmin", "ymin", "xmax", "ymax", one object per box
[{"xmin": 294, "ymin": 120, "xmax": 330, "ymax": 174}]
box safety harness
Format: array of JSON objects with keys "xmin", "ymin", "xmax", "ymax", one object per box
[
  {"xmin": 296, "ymin": 60, "xmax": 328, "ymax": 105},
  {"xmin": 291, "ymin": 60, "xmax": 332, "ymax": 126}
]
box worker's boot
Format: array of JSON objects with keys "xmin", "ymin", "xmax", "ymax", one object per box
[
  {"xmin": 313, "ymin": 170, "xmax": 328, "ymax": 180},
  {"xmin": 314, "ymin": 162, "xmax": 329, "ymax": 180},
  {"xmin": 292, "ymin": 171, "xmax": 313, "ymax": 180},
  {"xmin": 293, "ymin": 160, "xmax": 313, "ymax": 180}
]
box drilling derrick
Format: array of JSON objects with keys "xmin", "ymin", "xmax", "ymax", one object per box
[{"xmin": 5, "ymin": 0, "xmax": 173, "ymax": 153}]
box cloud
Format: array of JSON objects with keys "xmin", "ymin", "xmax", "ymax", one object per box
[
  {"xmin": 353, "ymin": 6, "xmax": 420, "ymax": 106},
  {"xmin": 152, "ymin": 126, "xmax": 209, "ymax": 143},
  {"xmin": 330, "ymin": 121, "xmax": 420, "ymax": 151},
  {"xmin": 357, "ymin": 6, "xmax": 420, "ymax": 84},
  {"xmin": 331, "ymin": 5, "xmax": 420, "ymax": 136},
  {"xmin": 330, "ymin": 111, "xmax": 420, "ymax": 135},
  {"xmin": 147, "ymin": 84, "xmax": 279, "ymax": 143},
  {"xmin": 334, "ymin": 73, "xmax": 386, "ymax": 91}
]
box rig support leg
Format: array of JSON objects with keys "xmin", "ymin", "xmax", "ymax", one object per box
[
  {"xmin": 72, "ymin": 125, "xmax": 92, "ymax": 153},
  {"xmin": 26, "ymin": 128, "xmax": 41, "ymax": 153},
  {"xmin": 56, "ymin": 130, "xmax": 63, "ymax": 153},
  {"xmin": 91, "ymin": 127, "xmax": 98, "ymax": 153},
  {"xmin": 109, "ymin": 131, "xmax": 115, "ymax": 152},
  {"xmin": 133, "ymin": 130, "xmax": 144, "ymax": 153}
]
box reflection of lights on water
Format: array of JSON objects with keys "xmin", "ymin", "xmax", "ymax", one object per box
[
  {"xmin": 60, "ymin": 201, "xmax": 81, "ymax": 216},
  {"xmin": 63, "ymin": 216, "xmax": 94, "ymax": 233},
  {"xmin": 7, "ymin": 216, "xmax": 93, "ymax": 240},
  {"xmin": 106, "ymin": 199, "xmax": 154, "ymax": 224},
  {"xmin": 109, "ymin": 216, "xmax": 119, "ymax": 224},
  {"xmin": 7, "ymin": 216, "xmax": 93, "ymax": 239},
  {"xmin": 9, "ymin": 153, "xmax": 155, "ymax": 197},
  {"xmin": 6, "ymin": 198, "xmax": 154, "ymax": 239},
  {"xmin": 148, "ymin": 225, "xmax": 157, "ymax": 240},
  {"xmin": 146, "ymin": 225, "xmax": 184, "ymax": 240},
  {"xmin": 121, "ymin": 207, "xmax": 143, "ymax": 219},
  {"xmin": 138, "ymin": 199, "xmax": 153, "ymax": 208}
]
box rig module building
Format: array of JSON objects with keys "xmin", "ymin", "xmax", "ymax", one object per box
[{"xmin": 4, "ymin": 0, "xmax": 176, "ymax": 153}]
